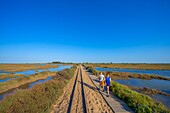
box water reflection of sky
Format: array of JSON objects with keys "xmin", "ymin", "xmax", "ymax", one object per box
[
  {"xmin": 15, "ymin": 65, "xmax": 72, "ymax": 76},
  {"xmin": 0, "ymin": 78, "xmax": 11, "ymax": 82},
  {"xmin": 95, "ymin": 67, "xmax": 170, "ymax": 78},
  {"xmin": 28, "ymin": 76, "xmax": 53, "ymax": 88},
  {"xmin": 47, "ymin": 65, "xmax": 72, "ymax": 72},
  {"xmin": 115, "ymin": 78, "xmax": 170, "ymax": 94},
  {"xmin": 15, "ymin": 70, "xmax": 35, "ymax": 76},
  {"xmin": 151, "ymin": 94, "xmax": 170, "ymax": 110},
  {"xmin": 0, "ymin": 90, "xmax": 15, "ymax": 100},
  {"xmin": 0, "ymin": 70, "xmax": 10, "ymax": 74}
]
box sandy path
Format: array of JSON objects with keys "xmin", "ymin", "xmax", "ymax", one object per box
[
  {"xmin": 51, "ymin": 68, "xmax": 79, "ymax": 113},
  {"xmin": 51, "ymin": 65, "xmax": 113, "ymax": 113},
  {"xmin": 70, "ymin": 67, "xmax": 84, "ymax": 113},
  {"xmin": 80, "ymin": 66, "xmax": 112, "ymax": 113}
]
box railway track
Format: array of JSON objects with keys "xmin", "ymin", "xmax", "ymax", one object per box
[
  {"xmin": 67, "ymin": 66, "xmax": 87, "ymax": 113},
  {"xmin": 80, "ymin": 66, "xmax": 87, "ymax": 113}
]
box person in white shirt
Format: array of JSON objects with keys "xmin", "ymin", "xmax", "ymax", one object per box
[{"xmin": 98, "ymin": 72, "xmax": 105, "ymax": 91}]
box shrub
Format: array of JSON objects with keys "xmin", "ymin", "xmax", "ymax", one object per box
[
  {"xmin": 84, "ymin": 66, "xmax": 98, "ymax": 75},
  {"xmin": 110, "ymin": 81, "xmax": 170, "ymax": 113}
]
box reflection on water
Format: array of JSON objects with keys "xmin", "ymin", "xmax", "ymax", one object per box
[
  {"xmin": 15, "ymin": 65, "xmax": 72, "ymax": 76},
  {"xmin": 115, "ymin": 78, "xmax": 170, "ymax": 94},
  {"xmin": 47, "ymin": 65, "xmax": 72, "ymax": 72},
  {"xmin": 95, "ymin": 67, "xmax": 170, "ymax": 78},
  {"xmin": 15, "ymin": 70, "xmax": 35, "ymax": 76},
  {"xmin": 0, "ymin": 89, "xmax": 15, "ymax": 100},
  {"xmin": 0, "ymin": 78, "xmax": 11, "ymax": 82},
  {"xmin": 28, "ymin": 76, "xmax": 53, "ymax": 88},
  {"xmin": 0, "ymin": 70, "xmax": 10, "ymax": 74},
  {"xmin": 151, "ymin": 94, "xmax": 170, "ymax": 109}
]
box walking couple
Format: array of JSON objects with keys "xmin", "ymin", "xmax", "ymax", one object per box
[{"xmin": 98, "ymin": 72, "xmax": 111, "ymax": 97}]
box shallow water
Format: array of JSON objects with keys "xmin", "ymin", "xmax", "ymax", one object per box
[
  {"xmin": 115, "ymin": 78, "xmax": 170, "ymax": 94},
  {"xmin": 15, "ymin": 65, "xmax": 72, "ymax": 76},
  {"xmin": 0, "ymin": 70, "xmax": 10, "ymax": 74},
  {"xmin": 0, "ymin": 78, "xmax": 11, "ymax": 82},
  {"xmin": 0, "ymin": 65, "xmax": 72, "ymax": 82},
  {"xmin": 95, "ymin": 67, "xmax": 170, "ymax": 78},
  {"xmin": 15, "ymin": 70, "xmax": 36, "ymax": 76},
  {"xmin": 151, "ymin": 94, "xmax": 170, "ymax": 109},
  {"xmin": 0, "ymin": 89, "xmax": 15, "ymax": 100},
  {"xmin": 47, "ymin": 65, "xmax": 72, "ymax": 72},
  {"xmin": 28, "ymin": 76, "xmax": 53, "ymax": 88}
]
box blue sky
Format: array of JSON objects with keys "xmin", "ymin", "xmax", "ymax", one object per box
[{"xmin": 0, "ymin": 0, "xmax": 170, "ymax": 63}]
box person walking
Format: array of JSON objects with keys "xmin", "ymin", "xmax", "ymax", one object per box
[
  {"xmin": 98, "ymin": 72, "xmax": 105, "ymax": 91},
  {"xmin": 105, "ymin": 74, "xmax": 111, "ymax": 97}
]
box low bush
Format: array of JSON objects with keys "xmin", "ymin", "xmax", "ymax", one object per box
[{"xmin": 84, "ymin": 66, "xmax": 98, "ymax": 75}]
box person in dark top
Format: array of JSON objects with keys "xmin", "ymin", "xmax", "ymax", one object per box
[{"xmin": 105, "ymin": 74, "xmax": 111, "ymax": 97}]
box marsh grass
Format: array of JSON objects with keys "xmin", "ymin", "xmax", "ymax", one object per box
[
  {"xmin": 0, "ymin": 64, "xmax": 58, "ymax": 72},
  {"xmin": 0, "ymin": 66, "xmax": 76, "ymax": 113},
  {"xmin": 0, "ymin": 74, "xmax": 24, "ymax": 79}
]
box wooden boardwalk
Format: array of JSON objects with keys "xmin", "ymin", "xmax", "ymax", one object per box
[{"xmin": 85, "ymin": 71, "xmax": 134, "ymax": 113}]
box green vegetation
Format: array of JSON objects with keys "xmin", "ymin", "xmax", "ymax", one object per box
[
  {"xmin": 0, "ymin": 64, "xmax": 58, "ymax": 72},
  {"xmin": 85, "ymin": 63, "xmax": 170, "ymax": 70},
  {"xmin": 0, "ymin": 66, "xmax": 76, "ymax": 113},
  {"xmin": 0, "ymin": 74, "xmax": 24, "ymax": 79},
  {"xmin": 0, "ymin": 71, "xmax": 56, "ymax": 93},
  {"xmin": 110, "ymin": 81, "xmax": 170, "ymax": 113}
]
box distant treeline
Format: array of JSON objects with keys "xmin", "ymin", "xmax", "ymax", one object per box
[
  {"xmin": 52, "ymin": 61, "xmax": 75, "ymax": 64},
  {"xmin": 53, "ymin": 61, "xmax": 170, "ymax": 64}
]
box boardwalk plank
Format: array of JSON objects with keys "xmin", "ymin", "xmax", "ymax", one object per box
[{"xmin": 86, "ymin": 71, "xmax": 134, "ymax": 113}]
